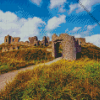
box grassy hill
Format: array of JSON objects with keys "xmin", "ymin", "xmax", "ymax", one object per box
[
  {"xmin": 0, "ymin": 58, "xmax": 100, "ymax": 100},
  {"xmin": 81, "ymin": 45, "xmax": 100, "ymax": 61},
  {"xmin": 0, "ymin": 44, "xmax": 100, "ymax": 99},
  {"xmin": 0, "ymin": 44, "xmax": 53, "ymax": 74},
  {"xmin": 0, "ymin": 44, "xmax": 100, "ymax": 75}
]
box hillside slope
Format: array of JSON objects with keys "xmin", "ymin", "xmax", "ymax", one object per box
[
  {"xmin": 0, "ymin": 58, "xmax": 100, "ymax": 100},
  {"xmin": 0, "ymin": 44, "xmax": 100, "ymax": 100},
  {"xmin": 0, "ymin": 44, "xmax": 53, "ymax": 74},
  {"xmin": 81, "ymin": 45, "xmax": 100, "ymax": 61}
]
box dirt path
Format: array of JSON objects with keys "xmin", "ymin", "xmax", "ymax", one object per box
[{"xmin": 0, "ymin": 57, "xmax": 62, "ymax": 91}]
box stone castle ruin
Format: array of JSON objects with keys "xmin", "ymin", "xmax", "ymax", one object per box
[
  {"xmin": 4, "ymin": 35, "xmax": 20, "ymax": 44},
  {"xmin": 75, "ymin": 38, "xmax": 86, "ymax": 45},
  {"xmin": 40, "ymin": 36, "xmax": 50, "ymax": 46},
  {"xmin": 52, "ymin": 33, "xmax": 83, "ymax": 60},
  {"xmin": 2, "ymin": 45, "xmax": 19, "ymax": 52},
  {"xmin": 2, "ymin": 33, "xmax": 86, "ymax": 60},
  {"xmin": 28, "ymin": 36, "xmax": 39, "ymax": 46},
  {"xmin": 2, "ymin": 35, "xmax": 50, "ymax": 52}
]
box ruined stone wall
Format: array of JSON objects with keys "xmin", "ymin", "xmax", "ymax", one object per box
[
  {"xmin": 4, "ymin": 35, "xmax": 12, "ymax": 44},
  {"xmin": 11, "ymin": 37, "xmax": 20, "ymax": 44},
  {"xmin": 28, "ymin": 36, "xmax": 39, "ymax": 46},
  {"xmin": 2, "ymin": 45, "xmax": 19, "ymax": 52},
  {"xmin": 41, "ymin": 36, "xmax": 50, "ymax": 46},
  {"xmin": 18, "ymin": 41, "xmax": 30, "ymax": 46},
  {"xmin": 75, "ymin": 41, "xmax": 81, "ymax": 53},
  {"xmin": 4, "ymin": 35, "xmax": 20, "ymax": 45},
  {"xmin": 86, "ymin": 43, "xmax": 94, "ymax": 46},
  {"xmin": 61, "ymin": 34, "xmax": 76, "ymax": 60},
  {"xmin": 75, "ymin": 38, "xmax": 86, "ymax": 45},
  {"xmin": 52, "ymin": 33, "xmax": 77, "ymax": 60},
  {"xmin": 28, "ymin": 37, "xmax": 34, "ymax": 44},
  {"xmin": 4, "ymin": 35, "xmax": 51, "ymax": 47}
]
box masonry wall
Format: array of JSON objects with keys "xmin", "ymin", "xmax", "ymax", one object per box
[
  {"xmin": 52, "ymin": 33, "xmax": 77, "ymax": 60},
  {"xmin": 4, "ymin": 35, "xmax": 20, "ymax": 45},
  {"xmin": 41, "ymin": 36, "xmax": 50, "ymax": 46},
  {"xmin": 4, "ymin": 35, "xmax": 12, "ymax": 44},
  {"xmin": 75, "ymin": 38, "xmax": 86, "ymax": 45},
  {"xmin": 61, "ymin": 34, "xmax": 76, "ymax": 60},
  {"xmin": 75, "ymin": 41, "xmax": 81, "ymax": 53},
  {"xmin": 2, "ymin": 46, "xmax": 19, "ymax": 52},
  {"xmin": 28, "ymin": 36, "xmax": 39, "ymax": 46},
  {"xmin": 11, "ymin": 37, "xmax": 20, "ymax": 44}
]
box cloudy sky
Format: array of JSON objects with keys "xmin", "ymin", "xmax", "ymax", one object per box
[{"xmin": 0, "ymin": 0, "xmax": 100, "ymax": 47}]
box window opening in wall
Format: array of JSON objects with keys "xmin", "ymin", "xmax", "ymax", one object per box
[
  {"xmin": 13, "ymin": 39, "xmax": 14, "ymax": 42},
  {"xmin": 9, "ymin": 36, "xmax": 11, "ymax": 44}
]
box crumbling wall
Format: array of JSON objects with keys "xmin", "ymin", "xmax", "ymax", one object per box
[
  {"xmin": 2, "ymin": 46, "xmax": 19, "ymax": 52},
  {"xmin": 75, "ymin": 41, "xmax": 81, "ymax": 53},
  {"xmin": 4, "ymin": 35, "xmax": 12, "ymax": 44},
  {"xmin": 41, "ymin": 36, "xmax": 50, "ymax": 46},
  {"xmin": 28, "ymin": 36, "xmax": 39, "ymax": 46},
  {"xmin": 4, "ymin": 35, "xmax": 20, "ymax": 45},
  {"xmin": 11, "ymin": 37, "xmax": 20, "ymax": 44},
  {"xmin": 52, "ymin": 33, "xmax": 81, "ymax": 60},
  {"xmin": 75, "ymin": 38, "xmax": 86, "ymax": 45}
]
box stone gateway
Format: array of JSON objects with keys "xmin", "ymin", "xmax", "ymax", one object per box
[{"xmin": 52, "ymin": 33, "xmax": 82, "ymax": 60}]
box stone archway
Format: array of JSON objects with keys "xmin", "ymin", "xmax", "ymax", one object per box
[
  {"xmin": 52, "ymin": 33, "xmax": 80, "ymax": 60},
  {"xmin": 54, "ymin": 41, "xmax": 62, "ymax": 58}
]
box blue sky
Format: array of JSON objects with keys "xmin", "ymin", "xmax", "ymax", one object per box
[{"xmin": 0, "ymin": 0, "xmax": 100, "ymax": 47}]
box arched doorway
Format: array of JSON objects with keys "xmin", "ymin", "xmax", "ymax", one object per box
[{"xmin": 54, "ymin": 42, "xmax": 62, "ymax": 58}]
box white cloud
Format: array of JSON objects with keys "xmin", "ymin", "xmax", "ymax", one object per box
[
  {"xmin": 30, "ymin": 0, "xmax": 42, "ymax": 6},
  {"xmin": 20, "ymin": 17, "xmax": 46, "ymax": 40},
  {"xmin": 59, "ymin": 5, "xmax": 66, "ymax": 13},
  {"xmin": 0, "ymin": 11, "xmax": 46, "ymax": 44},
  {"xmin": 50, "ymin": 0, "xmax": 66, "ymax": 9},
  {"xmin": 68, "ymin": 0, "xmax": 100, "ymax": 14},
  {"xmin": 68, "ymin": 4, "xmax": 78, "ymax": 14},
  {"xmin": 87, "ymin": 24, "xmax": 97, "ymax": 31},
  {"xmin": 0, "ymin": 10, "xmax": 18, "ymax": 22},
  {"xmin": 66, "ymin": 24, "xmax": 97, "ymax": 38},
  {"xmin": 68, "ymin": 27, "xmax": 81, "ymax": 34},
  {"xmin": 65, "ymin": 28, "xmax": 68, "ymax": 33},
  {"xmin": 85, "ymin": 34, "xmax": 100, "ymax": 47},
  {"xmin": 47, "ymin": 33, "xmax": 51, "ymax": 37},
  {"xmin": 70, "ymin": 27, "xmax": 81, "ymax": 33},
  {"xmin": 74, "ymin": 34, "xmax": 81, "ymax": 38},
  {"xmin": 46, "ymin": 15, "xmax": 66, "ymax": 31},
  {"xmin": 49, "ymin": 0, "xmax": 67, "ymax": 12},
  {"xmin": 47, "ymin": 33, "xmax": 52, "ymax": 40},
  {"xmin": 79, "ymin": 24, "xmax": 97, "ymax": 36}
]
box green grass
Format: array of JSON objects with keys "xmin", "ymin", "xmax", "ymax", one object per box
[
  {"xmin": 0, "ymin": 58, "xmax": 100, "ymax": 100},
  {"xmin": 0, "ymin": 44, "xmax": 100, "ymax": 99}
]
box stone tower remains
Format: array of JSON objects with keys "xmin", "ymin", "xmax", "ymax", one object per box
[
  {"xmin": 28, "ymin": 36, "xmax": 39, "ymax": 46},
  {"xmin": 41, "ymin": 36, "xmax": 50, "ymax": 46},
  {"xmin": 4, "ymin": 35, "xmax": 20, "ymax": 44},
  {"xmin": 4, "ymin": 35, "xmax": 12, "ymax": 44},
  {"xmin": 75, "ymin": 38, "xmax": 86, "ymax": 45},
  {"xmin": 52, "ymin": 33, "xmax": 81, "ymax": 60}
]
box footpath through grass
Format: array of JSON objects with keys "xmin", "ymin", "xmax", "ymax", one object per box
[
  {"xmin": 0, "ymin": 58, "xmax": 100, "ymax": 100},
  {"xmin": 0, "ymin": 48, "xmax": 53, "ymax": 74}
]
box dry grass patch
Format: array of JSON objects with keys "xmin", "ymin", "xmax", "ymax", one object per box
[{"xmin": 0, "ymin": 58, "xmax": 100, "ymax": 100}]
